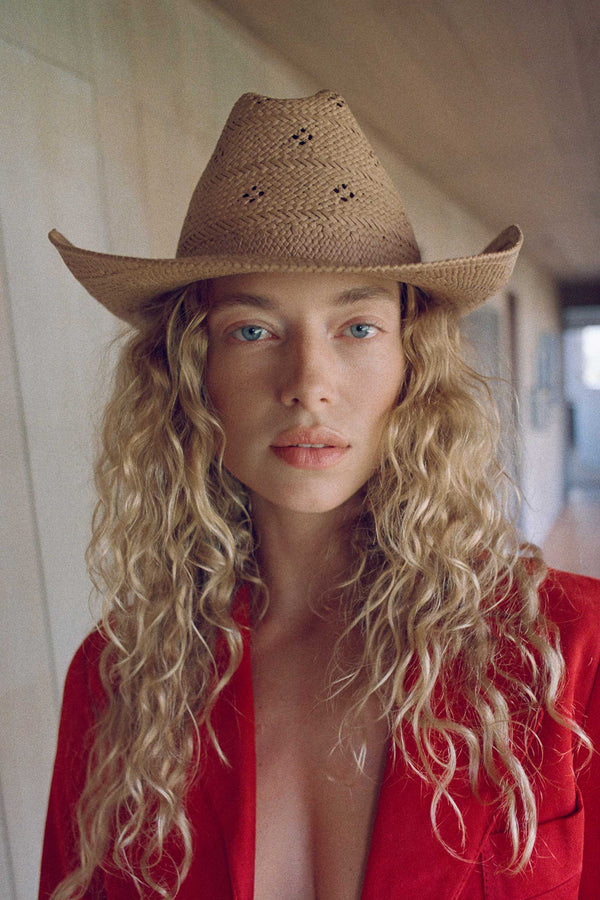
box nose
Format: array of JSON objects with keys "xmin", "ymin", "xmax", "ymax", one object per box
[{"xmin": 279, "ymin": 332, "xmax": 338, "ymax": 408}]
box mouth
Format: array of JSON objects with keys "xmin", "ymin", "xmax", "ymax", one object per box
[
  {"xmin": 271, "ymin": 427, "xmax": 349, "ymax": 449},
  {"xmin": 290, "ymin": 442, "xmax": 327, "ymax": 448},
  {"xmin": 271, "ymin": 428, "xmax": 349, "ymax": 469}
]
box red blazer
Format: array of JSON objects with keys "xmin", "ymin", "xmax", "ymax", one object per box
[{"xmin": 40, "ymin": 568, "xmax": 600, "ymax": 899}]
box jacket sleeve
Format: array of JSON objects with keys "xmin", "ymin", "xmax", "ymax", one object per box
[
  {"xmin": 38, "ymin": 630, "xmax": 107, "ymax": 899},
  {"xmin": 578, "ymin": 657, "xmax": 600, "ymax": 898}
]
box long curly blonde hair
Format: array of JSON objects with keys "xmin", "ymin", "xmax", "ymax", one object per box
[{"xmin": 53, "ymin": 281, "xmax": 580, "ymax": 898}]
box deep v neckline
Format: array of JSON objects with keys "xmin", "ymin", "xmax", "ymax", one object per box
[
  {"xmin": 233, "ymin": 584, "xmax": 392, "ymax": 898},
  {"xmin": 205, "ymin": 584, "xmax": 504, "ymax": 899},
  {"xmin": 248, "ymin": 587, "xmax": 391, "ymax": 899}
]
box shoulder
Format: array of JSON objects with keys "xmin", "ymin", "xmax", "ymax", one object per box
[
  {"xmin": 539, "ymin": 567, "xmax": 600, "ymax": 719},
  {"xmin": 540, "ymin": 566, "xmax": 600, "ymax": 612},
  {"xmin": 47, "ymin": 628, "xmax": 111, "ymax": 817},
  {"xmin": 539, "ymin": 567, "xmax": 600, "ymax": 645},
  {"xmin": 60, "ymin": 626, "xmax": 109, "ymax": 724}
]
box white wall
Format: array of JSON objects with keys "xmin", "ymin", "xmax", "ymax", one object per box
[{"xmin": 0, "ymin": 1, "xmax": 564, "ymax": 896}]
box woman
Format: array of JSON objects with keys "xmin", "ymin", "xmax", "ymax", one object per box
[{"xmin": 40, "ymin": 91, "xmax": 600, "ymax": 899}]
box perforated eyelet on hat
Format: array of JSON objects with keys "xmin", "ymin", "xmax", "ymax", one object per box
[
  {"xmin": 333, "ymin": 183, "xmax": 356, "ymax": 201},
  {"xmin": 291, "ymin": 127, "xmax": 313, "ymax": 146},
  {"xmin": 241, "ymin": 186, "xmax": 265, "ymax": 203}
]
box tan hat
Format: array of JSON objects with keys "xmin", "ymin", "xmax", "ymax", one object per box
[{"xmin": 49, "ymin": 90, "xmax": 522, "ymax": 326}]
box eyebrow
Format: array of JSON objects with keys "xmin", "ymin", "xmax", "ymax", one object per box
[{"xmin": 211, "ymin": 284, "xmax": 398, "ymax": 311}]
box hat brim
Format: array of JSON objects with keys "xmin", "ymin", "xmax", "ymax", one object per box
[{"xmin": 49, "ymin": 225, "xmax": 523, "ymax": 327}]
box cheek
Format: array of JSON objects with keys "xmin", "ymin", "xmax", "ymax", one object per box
[
  {"xmin": 205, "ymin": 360, "xmax": 264, "ymax": 457},
  {"xmin": 366, "ymin": 356, "xmax": 404, "ymax": 457},
  {"xmin": 205, "ymin": 357, "xmax": 235, "ymax": 421},
  {"xmin": 393, "ymin": 354, "xmax": 406, "ymax": 404},
  {"xmin": 374, "ymin": 347, "xmax": 405, "ymax": 414}
]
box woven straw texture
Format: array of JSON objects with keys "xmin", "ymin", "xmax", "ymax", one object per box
[
  {"xmin": 177, "ymin": 91, "xmax": 420, "ymax": 267},
  {"xmin": 48, "ymin": 90, "xmax": 523, "ymax": 325}
]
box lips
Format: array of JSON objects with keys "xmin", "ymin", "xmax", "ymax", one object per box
[
  {"xmin": 272, "ymin": 427, "xmax": 349, "ymax": 449},
  {"xmin": 271, "ymin": 427, "xmax": 349, "ymax": 469}
]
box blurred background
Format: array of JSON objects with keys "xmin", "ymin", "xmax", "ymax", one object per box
[{"xmin": 1, "ymin": 1, "xmax": 598, "ymax": 895}]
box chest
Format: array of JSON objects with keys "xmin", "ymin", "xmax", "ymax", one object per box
[{"xmin": 251, "ymin": 624, "xmax": 388, "ymax": 899}]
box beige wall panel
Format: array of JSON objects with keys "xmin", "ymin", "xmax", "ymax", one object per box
[
  {"xmin": 204, "ymin": 2, "xmax": 315, "ymax": 112},
  {"xmin": 131, "ymin": 0, "xmax": 216, "ymax": 136},
  {"xmin": 205, "ymin": 7, "xmax": 267, "ymax": 125},
  {"xmin": 0, "ymin": 787, "xmax": 15, "ymax": 900},
  {"xmin": 0, "ymin": 35, "xmax": 117, "ymax": 894},
  {"xmin": 255, "ymin": 44, "xmax": 316, "ymax": 101},
  {"xmin": 0, "ymin": 39, "xmax": 115, "ymax": 685},
  {"xmin": 0, "ymin": 681, "xmax": 57, "ymax": 899},
  {"xmin": 85, "ymin": 0, "xmax": 151, "ymax": 256},
  {"xmin": 0, "ymin": 255, "xmax": 55, "ymax": 900},
  {"xmin": 139, "ymin": 107, "xmax": 217, "ymax": 255},
  {"xmin": 0, "ymin": 0, "xmax": 92, "ymax": 75}
]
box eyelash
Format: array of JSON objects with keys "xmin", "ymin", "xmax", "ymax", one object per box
[{"xmin": 228, "ymin": 322, "xmax": 380, "ymax": 342}]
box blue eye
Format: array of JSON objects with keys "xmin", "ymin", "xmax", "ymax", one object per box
[
  {"xmin": 235, "ymin": 325, "xmax": 267, "ymax": 341},
  {"xmin": 347, "ymin": 323, "xmax": 376, "ymax": 338}
]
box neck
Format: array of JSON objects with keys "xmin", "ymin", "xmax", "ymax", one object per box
[{"xmin": 250, "ymin": 496, "xmax": 359, "ymax": 629}]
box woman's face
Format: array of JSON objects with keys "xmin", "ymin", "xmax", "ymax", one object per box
[{"xmin": 205, "ymin": 272, "xmax": 404, "ymax": 517}]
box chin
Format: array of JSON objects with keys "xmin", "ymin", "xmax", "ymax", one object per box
[{"xmin": 256, "ymin": 485, "xmax": 366, "ymax": 517}]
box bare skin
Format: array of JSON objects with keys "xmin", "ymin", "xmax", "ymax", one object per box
[
  {"xmin": 205, "ymin": 272, "xmax": 404, "ymax": 897},
  {"xmin": 250, "ymin": 503, "xmax": 389, "ymax": 900}
]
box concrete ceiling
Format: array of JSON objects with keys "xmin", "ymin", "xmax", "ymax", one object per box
[{"xmin": 211, "ymin": 0, "xmax": 600, "ymax": 285}]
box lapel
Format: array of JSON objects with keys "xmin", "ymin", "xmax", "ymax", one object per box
[
  {"xmin": 361, "ymin": 743, "xmax": 498, "ymax": 899},
  {"xmin": 362, "ymin": 693, "xmax": 544, "ymax": 898},
  {"xmin": 197, "ymin": 584, "xmax": 256, "ymax": 900}
]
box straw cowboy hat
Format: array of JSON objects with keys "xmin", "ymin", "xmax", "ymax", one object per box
[{"xmin": 49, "ymin": 90, "xmax": 523, "ymax": 327}]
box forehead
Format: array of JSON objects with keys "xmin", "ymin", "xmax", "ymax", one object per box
[{"xmin": 208, "ymin": 271, "xmax": 400, "ymax": 310}]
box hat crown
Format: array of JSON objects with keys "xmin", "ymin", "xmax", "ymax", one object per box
[
  {"xmin": 48, "ymin": 89, "xmax": 523, "ymax": 325},
  {"xmin": 176, "ymin": 90, "xmax": 421, "ymax": 267}
]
